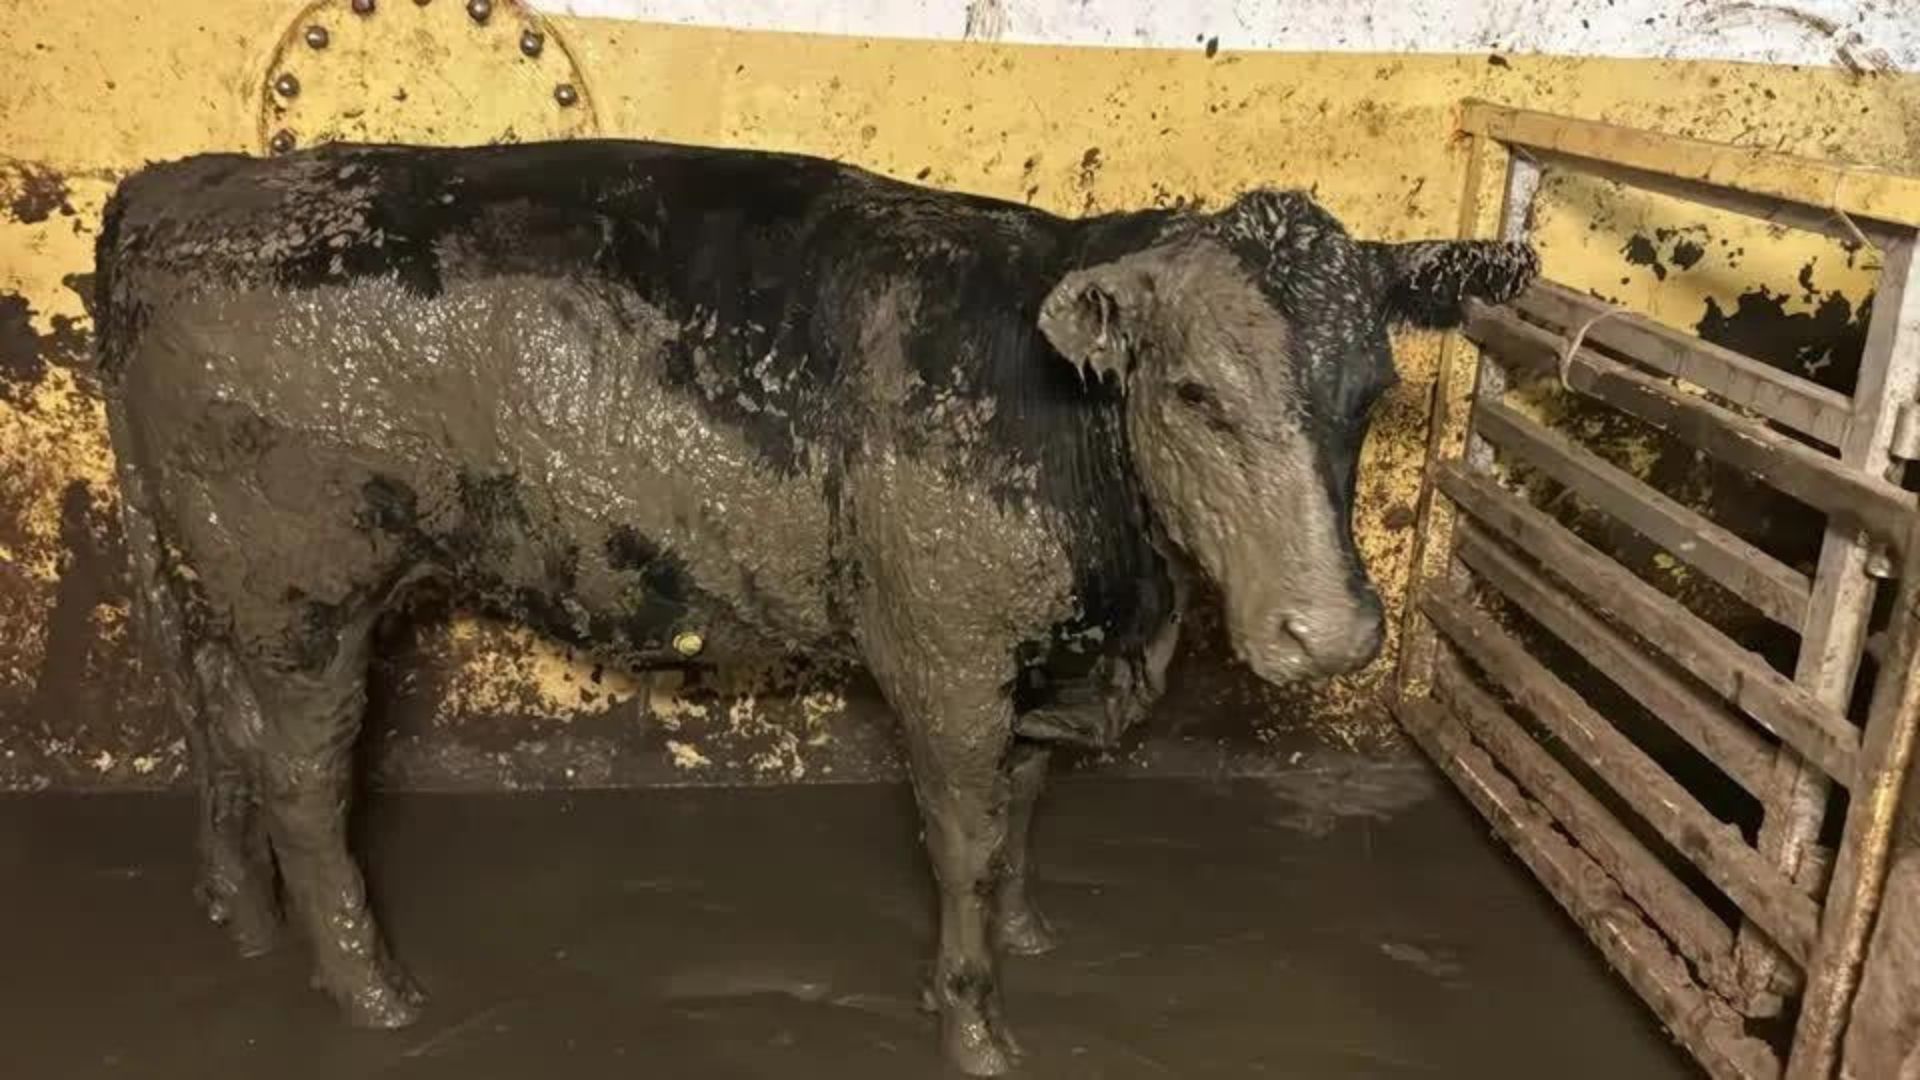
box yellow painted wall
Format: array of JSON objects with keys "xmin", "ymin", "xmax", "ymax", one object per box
[{"xmin": 3, "ymin": 0, "xmax": 1918, "ymax": 784}]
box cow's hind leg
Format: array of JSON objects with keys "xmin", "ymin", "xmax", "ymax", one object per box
[
  {"xmin": 995, "ymin": 740, "xmax": 1056, "ymax": 956},
  {"xmin": 241, "ymin": 609, "xmax": 421, "ymax": 1028},
  {"xmin": 110, "ymin": 425, "xmax": 281, "ymax": 953},
  {"xmin": 186, "ymin": 643, "xmax": 280, "ymax": 956},
  {"xmin": 171, "ymin": 659, "xmax": 280, "ymax": 955}
]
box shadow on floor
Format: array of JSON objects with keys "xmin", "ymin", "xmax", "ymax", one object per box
[{"xmin": 0, "ymin": 774, "xmax": 1698, "ymax": 1078}]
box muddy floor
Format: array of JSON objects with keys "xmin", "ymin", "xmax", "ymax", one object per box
[{"xmin": 0, "ymin": 774, "xmax": 1696, "ymax": 1078}]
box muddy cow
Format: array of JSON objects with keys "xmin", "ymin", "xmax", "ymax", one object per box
[{"xmin": 94, "ymin": 139, "xmax": 1536, "ymax": 1075}]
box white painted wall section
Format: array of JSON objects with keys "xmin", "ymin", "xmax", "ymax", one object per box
[{"xmin": 550, "ymin": 0, "xmax": 1919, "ymax": 72}]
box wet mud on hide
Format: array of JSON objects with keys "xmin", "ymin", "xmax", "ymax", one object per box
[
  {"xmin": 0, "ymin": 409, "xmax": 1403, "ymax": 794},
  {"xmin": 9, "ymin": 143, "xmax": 1536, "ymax": 795}
]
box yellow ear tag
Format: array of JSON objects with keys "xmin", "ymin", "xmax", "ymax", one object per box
[{"xmin": 672, "ymin": 631, "xmax": 705, "ymax": 658}]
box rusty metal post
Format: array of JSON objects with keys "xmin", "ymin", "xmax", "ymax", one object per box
[
  {"xmin": 1741, "ymin": 231, "xmax": 1920, "ymax": 1014},
  {"xmin": 1788, "ymin": 512, "xmax": 1920, "ymax": 1079},
  {"xmin": 1393, "ymin": 120, "xmax": 1536, "ymax": 705}
]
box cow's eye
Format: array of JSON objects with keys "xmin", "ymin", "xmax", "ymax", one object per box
[
  {"xmin": 1174, "ymin": 380, "xmax": 1236, "ymax": 433},
  {"xmin": 1175, "ymin": 380, "xmax": 1217, "ymax": 408}
]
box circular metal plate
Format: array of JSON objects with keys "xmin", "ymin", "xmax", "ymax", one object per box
[{"xmin": 258, "ymin": 0, "xmax": 599, "ymax": 155}]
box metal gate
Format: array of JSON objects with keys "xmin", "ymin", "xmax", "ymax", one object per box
[{"xmin": 1394, "ymin": 103, "xmax": 1920, "ymax": 1080}]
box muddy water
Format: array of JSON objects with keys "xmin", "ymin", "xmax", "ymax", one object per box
[{"xmin": 0, "ymin": 777, "xmax": 1693, "ymax": 1078}]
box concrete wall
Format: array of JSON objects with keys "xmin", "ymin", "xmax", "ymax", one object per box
[{"xmin": 3, "ymin": 0, "xmax": 1918, "ymax": 789}]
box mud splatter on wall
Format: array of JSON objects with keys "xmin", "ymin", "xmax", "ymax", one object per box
[{"xmin": 3, "ymin": 0, "xmax": 1919, "ymax": 788}]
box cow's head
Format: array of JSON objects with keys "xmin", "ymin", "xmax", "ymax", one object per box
[{"xmin": 1038, "ymin": 189, "xmax": 1538, "ymax": 685}]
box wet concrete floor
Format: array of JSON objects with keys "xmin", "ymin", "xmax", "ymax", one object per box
[{"xmin": 0, "ymin": 774, "xmax": 1698, "ymax": 1078}]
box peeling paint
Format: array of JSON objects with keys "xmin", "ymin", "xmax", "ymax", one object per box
[
  {"xmin": 1698, "ymin": 281, "xmax": 1873, "ymax": 387},
  {"xmin": 437, "ymin": 620, "xmax": 650, "ymax": 723},
  {"xmin": 0, "ymin": 161, "xmax": 77, "ymax": 225},
  {"xmin": 666, "ymin": 739, "xmax": 712, "ymax": 770}
]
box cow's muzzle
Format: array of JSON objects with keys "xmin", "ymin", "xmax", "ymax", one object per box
[{"xmin": 1235, "ymin": 588, "xmax": 1384, "ymax": 685}]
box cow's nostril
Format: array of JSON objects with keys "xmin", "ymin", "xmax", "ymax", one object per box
[{"xmin": 1277, "ymin": 611, "xmax": 1381, "ymax": 672}]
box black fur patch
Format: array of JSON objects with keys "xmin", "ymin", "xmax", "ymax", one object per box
[
  {"xmin": 604, "ymin": 526, "xmax": 693, "ymax": 607},
  {"xmin": 1380, "ymin": 239, "xmax": 1540, "ymax": 329}
]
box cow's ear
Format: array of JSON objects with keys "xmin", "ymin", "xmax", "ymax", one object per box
[
  {"xmin": 1372, "ymin": 240, "xmax": 1540, "ymax": 329},
  {"xmin": 1038, "ymin": 263, "xmax": 1155, "ymax": 384}
]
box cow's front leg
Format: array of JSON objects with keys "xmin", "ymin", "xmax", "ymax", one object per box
[
  {"xmin": 894, "ymin": 688, "xmax": 1021, "ymax": 1076},
  {"xmin": 995, "ymin": 740, "xmax": 1056, "ymax": 956},
  {"xmin": 244, "ymin": 629, "xmax": 422, "ymax": 1029}
]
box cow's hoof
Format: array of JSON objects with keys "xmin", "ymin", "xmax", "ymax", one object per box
[
  {"xmin": 197, "ymin": 882, "xmax": 226, "ymax": 924},
  {"xmin": 390, "ymin": 965, "xmax": 429, "ymax": 1008},
  {"xmin": 195, "ymin": 875, "xmax": 237, "ymax": 927},
  {"xmin": 197, "ymin": 880, "xmax": 282, "ymax": 957},
  {"xmin": 323, "ymin": 973, "xmax": 426, "ymax": 1029},
  {"xmin": 996, "ymin": 907, "xmax": 1058, "ymax": 957},
  {"xmin": 944, "ymin": 1011, "xmax": 1017, "ymax": 1077},
  {"xmin": 226, "ymin": 890, "xmax": 283, "ymax": 958},
  {"xmin": 228, "ymin": 907, "xmax": 282, "ymax": 959},
  {"xmin": 344, "ymin": 985, "xmax": 424, "ymax": 1030}
]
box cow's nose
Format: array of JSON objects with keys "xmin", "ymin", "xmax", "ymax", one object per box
[{"xmin": 1279, "ymin": 603, "xmax": 1384, "ymax": 675}]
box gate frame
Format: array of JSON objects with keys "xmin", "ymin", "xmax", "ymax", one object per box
[{"xmin": 1393, "ymin": 101, "xmax": 1920, "ymax": 1080}]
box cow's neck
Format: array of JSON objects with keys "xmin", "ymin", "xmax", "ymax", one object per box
[{"xmin": 1068, "ymin": 207, "xmax": 1184, "ymax": 268}]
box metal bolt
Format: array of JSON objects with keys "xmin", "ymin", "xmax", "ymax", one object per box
[
  {"xmin": 519, "ymin": 29, "xmax": 544, "ymax": 57},
  {"xmin": 554, "ymin": 82, "xmax": 578, "ymax": 107},
  {"xmin": 304, "ymin": 24, "xmax": 329, "ymax": 48},
  {"xmin": 270, "ymin": 130, "xmax": 297, "ymax": 154},
  {"xmin": 273, "ymin": 72, "xmax": 301, "ymax": 98},
  {"xmin": 351, "ymin": 0, "xmax": 375, "ymax": 15},
  {"xmin": 466, "ymin": 0, "xmax": 491, "ymax": 22},
  {"xmin": 1868, "ymin": 544, "xmax": 1896, "ymax": 579}
]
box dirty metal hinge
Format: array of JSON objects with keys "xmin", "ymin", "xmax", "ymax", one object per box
[
  {"xmin": 1867, "ymin": 543, "xmax": 1896, "ymax": 579},
  {"xmin": 1888, "ymin": 399, "xmax": 1920, "ymax": 462}
]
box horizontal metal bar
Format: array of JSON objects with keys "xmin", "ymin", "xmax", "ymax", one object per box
[
  {"xmin": 1423, "ymin": 591, "xmax": 1821, "ymax": 965},
  {"xmin": 1398, "ymin": 698, "xmax": 1784, "ymax": 1080},
  {"xmin": 1438, "ymin": 463, "xmax": 1863, "ymax": 787},
  {"xmin": 1518, "ymin": 147, "xmax": 1907, "ymax": 253},
  {"xmin": 1431, "ymin": 650, "xmax": 1743, "ymax": 998},
  {"xmin": 1464, "ymin": 302, "xmax": 1917, "ymax": 550},
  {"xmin": 1518, "ymin": 281, "xmax": 1851, "ymax": 448},
  {"xmin": 1475, "ymin": 398, "xmax": 1811, "ymax": 629},
  {"xmin": 1455, "ymin": 523, "xmax": 1779, "ymax": 795},
  {"xmin": 1458, "ymin": 101, "xmax": 1920, "ymax": 233}
]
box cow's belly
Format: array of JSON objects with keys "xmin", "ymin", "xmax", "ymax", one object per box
[{"xmin": 451, "ymin": 478, "xmax": 846, "ymax": 670}]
